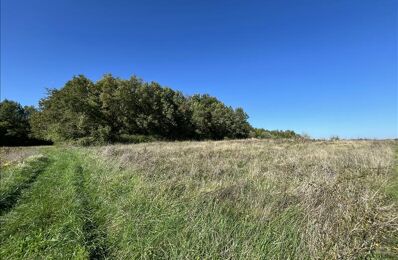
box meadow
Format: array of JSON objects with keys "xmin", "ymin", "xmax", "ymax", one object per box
[{"xmin": 0, "ymin": 139, "xmax": 397, "ymax": 259}]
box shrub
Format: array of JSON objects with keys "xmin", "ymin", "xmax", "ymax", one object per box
[{"xmin": 116, "ymin": 134, "xmax": 159, "ymax": 144}]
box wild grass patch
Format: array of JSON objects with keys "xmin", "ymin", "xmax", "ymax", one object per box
[
  {"xmin": 94, "ymin": 139, "xmax": 397, "ymax": 258},
  {"xmin": 0, "ymin": 139, "xmax": 397, "ymax": 259}
]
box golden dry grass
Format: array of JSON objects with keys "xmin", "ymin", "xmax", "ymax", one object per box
[
  {"xmin": 0, "ymin": 146, "xmax": 41, "ymax": 168},
  {"xmin": 94, "ymin": 139, "xmax": 397, "ymax": 258}
]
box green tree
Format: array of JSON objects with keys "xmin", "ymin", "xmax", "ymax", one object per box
[
  {"xmin": 31, "ymin": 75, "xmax": 103, "ymax": 142},
  {"xmin": 0, "ymin": 100, "xmax": 30, "ymax": 145},
  {"xmin": 30, "ymin": 74, "xmax": 253, "ymax": 144}
]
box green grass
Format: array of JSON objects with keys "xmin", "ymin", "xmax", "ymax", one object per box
[
  {"xmin": 0, "ymin": 155, "xmax": 49, "ymax": 215},
  {"xmin": 79, "ymin": 153, "xmax": 307, "ymax": 258},
  {"xmin": 385, "ymin": 144, "xmax": 398, "ymax": 200},
  {"xmin": 0, "ymin": 150, "xmax": 88, "ymax": 259},
  {"xmin": 0, "ymin": 140, "xmax": 397, "ymax": 259},
  {"xmin": 374, "ymin": 145, "xmax": 398, "ymax": 259}
]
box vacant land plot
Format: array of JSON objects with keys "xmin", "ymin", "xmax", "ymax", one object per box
[{"xmin": 0, "ymin": 140, "xmax": 397, "ymax": 259}]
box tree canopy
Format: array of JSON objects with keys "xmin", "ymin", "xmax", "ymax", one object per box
[
  {"xmin": 28, "ymin": 74, "xmax": 253, "ymax": 144},
  {"xmin": 1, "ymin": 74, "xmax": 300, "ymax": 146},
  {"xmin": 0, "ymin": 100, "xmax": 51, "ymax": 146}
]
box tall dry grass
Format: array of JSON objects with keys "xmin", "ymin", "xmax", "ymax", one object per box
[
  {"xmin": 93, "ymin": 139, "xmax": 397, "ymax": 258},
  {"xmin": 0, "ymin": 147, "xmax": 41, "ymax": 168}
]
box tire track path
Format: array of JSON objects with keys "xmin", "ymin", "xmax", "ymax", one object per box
[
  {"xmin": 0, "ymin": 156, "xmax": 49, "ymax": 215},
  {"xmin": 73, "ymin": 163, "xmax": 110, "ymax": 259}
]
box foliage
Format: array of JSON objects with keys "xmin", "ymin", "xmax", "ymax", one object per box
[
  {"xmin": 0, "ymin": 100, "xmax": 30, "ymax": 144},
  {"xmin": 0, "ymin": 100, "xmax": 51, "ymax": 146},
  {"xmin": 30, "ymin": 74, "xmax": 252, "ymax": 144},
  {"xmin": 115, "ymin": 134, "xmax": 160, "ymax": 144},
  {"xmin": 2, "ymin": 74, "xmax": 300, "ymax": 145},
  {"xmin": 249, "ymin": 127, "xmax": 300, "ymax": 139},
  {"xmin": 188, "ymin": 94, "xmax": 251, "ymax": 140}
]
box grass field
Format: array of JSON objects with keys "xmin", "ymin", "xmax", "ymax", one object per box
[{"xmin": 0, "ymin": 139, "xmax": 397, "ymax": 259}]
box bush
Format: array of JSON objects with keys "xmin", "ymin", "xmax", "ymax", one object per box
[
  {"xmin": 250, "ymin": 128, "xmax": 300, "ymax": 139},
  {"xmin": 0, "ymin": 100, "xmax": 52, "ymax": 146},
  {"xmin": 116, "ymin": 134, "xmax": 159, "ymax": 144},
  {"xmin": 74, "ymin": 137, "xmax": 99, "ymax": 146}
]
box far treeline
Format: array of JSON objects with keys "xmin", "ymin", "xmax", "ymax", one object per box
[{"xmin": 0, "ymin": 74, "xmax": 300, "ymax": 146}]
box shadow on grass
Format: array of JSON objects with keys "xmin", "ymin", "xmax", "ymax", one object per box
[{"xmin": 0, "ymin": 158, "xmax": 50, "ymax": 215}]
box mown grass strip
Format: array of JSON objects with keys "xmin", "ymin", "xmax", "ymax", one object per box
[
  {"xmin": 0, "ymin": 150, "xmax": 89, "ymax": 259},
  {"xmin": 0, "ymin": 155, "xmax": 49, "ymax": 215},
  {"xmin": 72, "ymin": 164, "xmax": 110, "ymax": 259}
]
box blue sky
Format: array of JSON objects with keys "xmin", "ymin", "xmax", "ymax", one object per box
[{"xmin": 1, "ymin": 0, "xmax": 397, "ymax": 138}]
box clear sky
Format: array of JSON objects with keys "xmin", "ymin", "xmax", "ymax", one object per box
[{"xmin": 1, "ymin": 0, "xmax": 397, "ymax": 139}]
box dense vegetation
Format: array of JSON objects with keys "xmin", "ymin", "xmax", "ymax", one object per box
[
  {"xmin": 249, "ymin": 128, "xmax": 298, "ymax": 139},
  {"xmin": 1, "ymin": 74, "xmax": 301, "ymax": 146},
  {"xmin": 0, "ymin": 100, "xmax": 51, "ymax": 146},
  {"xmin": 30, "ymin": 74, "xmax": 252, "ymax": 144},
  {"xmin": 0, "ymin": 140, "xmax": 397, "ymax": 258}
]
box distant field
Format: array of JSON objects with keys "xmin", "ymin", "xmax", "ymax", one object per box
[{"xmin": 1, "ymin": 139, "xmax": 397, "ymax": 259}]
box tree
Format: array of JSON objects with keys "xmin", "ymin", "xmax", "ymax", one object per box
[
  {"xmin": 0, "ymin": 100, "xmax": 51, "ymax": 146},
  {"xmin": 0, "ymin": 100, "xmax": 30, "ymax": 145},
  {"xmin": 249, "ymin": 128, "xmax": 300, "ymax": 139},
  {"xmin": 31, "ymin": 75, "xmax": 105, "ymax": 142},
  {"xmin": 231, "ymin": 108, "xmax": 251, "ymax": 138},
  {"xmin": 31, "ymin": 74, "xmax": 253, "ymax": 144}
]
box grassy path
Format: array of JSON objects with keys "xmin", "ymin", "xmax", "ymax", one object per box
[
  {"xmin": 0, "ymin": 149, "xmax": 107, "ymax": 259},
  {"xmin": 0, "ymin": 155, "xmax": 49, "ymax": 215},
  {"xmin": 72, "ymin": 164, "xmax": 110, "ymax": 259}
]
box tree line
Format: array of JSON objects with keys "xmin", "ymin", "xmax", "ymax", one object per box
[
  {"xmin": 0, "ymin": 100, "xmax": 52, "ymax": 146},
  {"xmin": 1, "ymin": 74, "xmax": 300, "ymax": 146}
]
